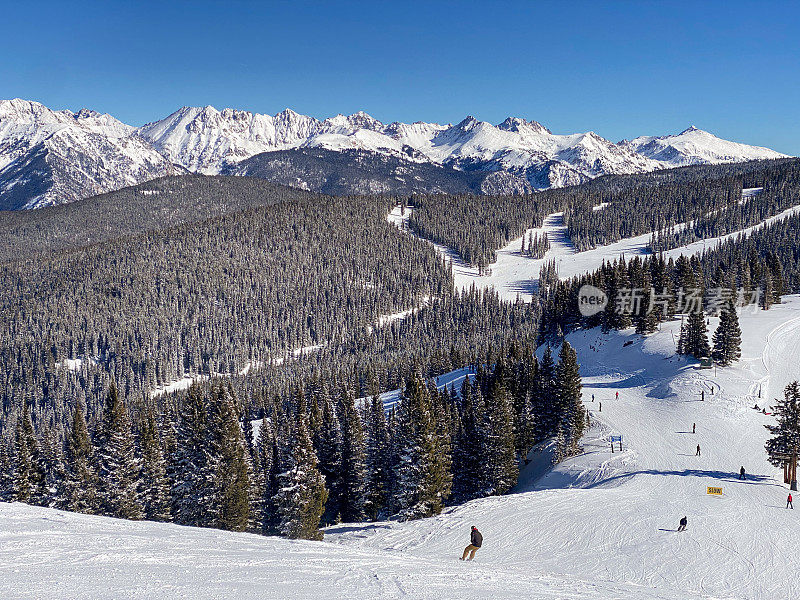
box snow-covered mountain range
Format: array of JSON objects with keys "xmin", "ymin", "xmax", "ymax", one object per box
[{"xmin": 0, "ymin": 99, "xmax": 789, "ymax": 209}]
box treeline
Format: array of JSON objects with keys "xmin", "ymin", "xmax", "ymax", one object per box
[
  {"xmin": 407, "ymin": 193, "xmax": 562, "ymax": 269},
  {"xmin": 0, "ymin": 341, "xmax": 586, "ymax": 539},
  {"xmin": 538, "ymin": 210, "xmax": 799, "ymax": 344},
  {"xmin": 406, "ymin": 158, "xmax": 799, "ymax": 267}
]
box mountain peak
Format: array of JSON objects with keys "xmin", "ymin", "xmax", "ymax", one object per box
[
  {"xmin": 497, "ymin": 116, "xmax": 551, "ymax": 135},
  {"xmin": 678, "ymin": 125, "xmax": 702, "ymax": 135}
]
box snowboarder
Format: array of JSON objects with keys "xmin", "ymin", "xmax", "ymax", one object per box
[
  {"xmin": 460, "ymin": 526, "xmax": 482, "ymax": 561},
  {"xmin": 788, "ymin": 494, "xmax": 794, "ymax": 509},
  {"xmin": 696, "ymin": 444, "xmax": 701, "ymax": 456},
  {"xmin": 739, "ymin": 466, "xmax": 746, "ymax": 480},
  {"xmin": 692, "ymin": 423, "xmax": 696, "ymax": 434},
  {"xmin": 677, "ymin": 516, "xmax": 687, "ymax": 532}
]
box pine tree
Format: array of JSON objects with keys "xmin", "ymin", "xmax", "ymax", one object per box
[
  {"xmin": 536, "ymin": 346, "xmax": 558, "ymax": 439},
  {"xmin": 556, "ymin": 341, "xmax": 585, "ymax": 454},
  {"xmin": 338, "ymin": 386, "xmax": 368, "ymax": 523},
  {"xmin": 64, "ymin": 401, "xmax": 99, "ymax": 513},
  {"xmin": 312, "ymin": 387, "xmax": 343, "ymax": 525},
  {"xmin": 96, "ymin": 383, "xmax": 143, "ymax": 519},
  {"xmin": 275, "ymin": 402, "xmax": 328, "ymax": 540},
  {"xmin": 138, "ymin": 411, "xmax": 171, "ymax": 522},
  {"xmin": 483, "ymin": 374, "xmax": 518, "ymax": 495},
  {"xmin": 39, "ymin": 425, "xmax": 67, "ymax": 508},
  {"xmin": 0, "ymin": 438, "xmax": 15, "ymax": 501},
  {"xmin": 172, "ymin": 384, "xmax": 214, "ymax": 526},
  {"xmin": 679, "ymin": 309, "xmax": 711, "ymax": 359},
  {"xmin": 765, "ymin": 382, "xmax": 800, "ymax": 490},
  {"xmin": 209, "ymin": 382, "xmax": 250, "ymax": 532},
  {"xmin": 393, "ymin": 373, "xmax": 450, "ymax": 520},
  {"xmin": 452, "ymin": 377, "xmax": 486, "ymax": 501},
  {"xmin": 255, "ymin": 414, "xmax": 279, "ymax": 535},
  {"xmin": 364, "ymin": 396, "xmax": 390, "ymax": 520},
  {"xmin": 712, "ymin": 300, "xmax": 742, "ymax": 367},
  {"xmin": 13, "ymin": 404, "xmax": 45, "ymax": 504}
]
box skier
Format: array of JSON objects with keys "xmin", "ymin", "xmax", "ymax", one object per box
[
  {"xmin": 460, "ymin": 526, "xmax": 483, "ymax": 561},
  {"xmin": 696, "ymin": 444, "xmax": 701, "ymax": 456},
  {"xmin": 615, "ymin": 391, "xmax": 619, "ymax": 400},
  {"xmin": 592, "ymin": 394, "xmax": 595, "ymax": 402},
  {"xmin": 739, "ymin": 466, "xmax": 746, "ymax": 480},
  {"xmin": 692, "ymin": 423, "xmax": 696, "ymax": 434},
  {"xmin": 701, "ymin": 390, "xmax": 705, "ymax": 401},
  {"xmin": 677, "ymin": 516, "xmax": 687, "ymax": 532},
  {"xmin": 788, "ymin": 494, "xmax": 794, "ymax": 509}
]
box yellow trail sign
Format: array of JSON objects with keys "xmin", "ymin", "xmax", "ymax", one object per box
[{"xmin": 706, "ymin": 486, "xmax": 724, "ymax": 496}]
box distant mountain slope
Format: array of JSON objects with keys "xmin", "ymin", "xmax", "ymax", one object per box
[
  {"xmin": 0, "ymin": 98, "xmax": 791, "ymax": 209},
  {"xmin": 620, "ymin": 126, "xmax": 786, "ymax": 166},
  {"xmin": 0, "ymin": 175, "xmax": 323, "ymax": 262},
  {"xmin": 222, "ymin": 147, "xmax": 532, "ymax": 196},
  {"xmin": 0, "ymin": 99, "xmax": 179, "ymax": 209}
]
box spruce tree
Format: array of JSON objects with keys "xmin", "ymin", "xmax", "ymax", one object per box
[
  {"xmin": 393, "ymin": 373, "xmax": 450, "ymax": 520},
  {"xmin": 64, "ymin": 401, "xmax": 99, "ymax": 513},
  {"xmin": 338, "ymin": 387, "xmax": 368, "ymax": 523},
  {"xmin": 483, "ymin": 374, "xmax": 518, "ymax": 495},
  {"xmin": 209, "ymin": 382, "xmax": 250, "ymax": 532},
  {"xmin": 364, "ymin": 396, "xmax": 390, "ymax": 520},
  {"xmin": 96, "ymin": 383, "xmax": 143, "ymax": 519},
  {"xmin": 13, "ymin": 404, "xmax": 45, "ymax": 504},
  {"xmin": 313, "ymin": 388, "xmax": 343, "ymax": 525},
  {"xmin": 275, "ymin": 403, "xmax": 328, "ymax": 540},
  {"xmin": 172, "ymin": 384, "xmax": 213, "ymax": 526},
  {"xmin": 679, "ymin": 310, "xmax": 711, "ymax": 359},
  {"xmin": 138, "ymin": 411, "xmax": 171, "ymax": 522},
  {"xmin": 557, "ymin": 341, "xmax": 585, "ymax": 454},
  {"xmin": 712, "ymin": 300, "xmax": 742, "ymax": 367},
  {"xmin": 765, "ymin": 382, "xmax": 800, "ymax": 489}
]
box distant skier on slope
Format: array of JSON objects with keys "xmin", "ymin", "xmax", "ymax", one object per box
[
  {"xmin": 788, "ymin": 494, "xmax": 794, "ymax": 509},
  {"xmin": 692, "ymin": 423, "xmax": 696, "ymax": 434},
  {"xmin": 460, "ymin": 526, "xmax": 482, "ymax": 561},
  {"xmin": 739, "ymin": 466, "xmax": 746, "ymax": 480},
  {"xmin": 696, "ymin": 444, "xmax": 701, "ymax": 456},
  {"xmin": 677, "ymin": 516, "xmax": 687, "ymax": 532},
  {"xmin": 615, "ymin": 391, "xmax": 619, "ymax": 400}
]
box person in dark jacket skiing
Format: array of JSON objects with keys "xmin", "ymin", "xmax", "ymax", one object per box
[
  {"xmin": 788, "ymin": 494, "xmax": 794, "ymax": 509},
  {"xmin": 739, "ymin": 466, "xmax": 746, "ymax": 480},
  {"xmin": 696, "ymin": 444, "xmax": 701, "ymax": 456},
  {"xmin": 677, "ymin": 516, "xmax": 687, "ymax": 532},
  {"xmin": 460, "ymin": 526, "xmax": 482, "ymax": 561}
]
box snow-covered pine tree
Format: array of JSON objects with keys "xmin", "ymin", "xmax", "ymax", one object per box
[
  {"xmin": 557, "ymin": 341, "xmax": 585, "ymax": 454},
  {"xmin": 552, "ymin": 425, "xmax": 567, "ymax": 465},
  {"xmin": 679, "ymin": 309, "xmax": 711, "ymax": 359},
  {"xmin": 96, "ymin": 382, "xmax": 143, "ymax": 519},
  {"xmin": 765, "ymin": 382, "xmax": 800, "ymax": 490},
  {"xmin": 393, "ymin": 372, "xmax": 450, "ymax": 520},
  {"xmin": 13, "ymin": 403, "xmax": 46, "ymax": 505},
  {"xmin": 483, "ymin": 374, "xmax": 518, "ymax": 495},
  {"xmin": 171, "ymin": 384, "xmax": 214, "ymax": 526},
  {"xmin": 712, "ymin": 299, "xmax": 742, "ymax": 366},
  {"xmin": 275, "ymin": 399, "xmax": 327, "ymax": 540},
  {"xmin": 39, "ymin": 424, "xmax": 67, "ymax": 508},
  {"xmin": 364, "ymin": 395, "xmax": 390, "ymax": 520},
  {"xmin": 0, "ymin": 436, "xmax": 14, "ymax": 501},
  {"xmin": 451, "ymin": 377, "xmax": 485, "ymax": 501},
  {"xmin": 209, "ymin": 382, "xmax": 250, "ymax": 532},
  {"xmin": 536, "ymin": 346, "xmax": 558, "ymax": 439},
  {"xmin": 64, "ymin": 401, "xmax": 99, "ymax": 513},
  {"xmin": 312, "ymin": 386, "xmax": 343, "ymax": 525},
  {"xmin": 138, "ymin": 411, "xmax": 171, "ymax": 522},
  {"xmin": 338, "ymin": 386, "xmax": 367, "ymax": 523}
]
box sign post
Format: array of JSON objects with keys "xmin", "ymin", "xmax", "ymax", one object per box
[
  {"xmin": 610, "ymin": 435, "xmax": 622, "ymax": 453},
  {"xmin": 706, "ymin": 486, "xmax": 723, "ymax": 496}
]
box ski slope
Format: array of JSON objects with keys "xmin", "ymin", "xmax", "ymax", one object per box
[
  {"xmin": 4, "ymin": 298, "xmax": 799, "ymax": 598},
  {"xmin": 389, "ymin": 200, "xmax": 800, "ymax": 303}
]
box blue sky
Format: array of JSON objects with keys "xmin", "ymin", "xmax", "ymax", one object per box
[{"xmin": 2, "ymin": 0, "xmax": 798, "ymax": 154}]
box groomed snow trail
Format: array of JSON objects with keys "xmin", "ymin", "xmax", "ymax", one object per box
[
  {"xmin": 389, "ymin": 200, "xmax": 800, "ymax": 303},
  {"xmin": 328, "ymin": 296, "xmax": 800, "ymax": 599}
]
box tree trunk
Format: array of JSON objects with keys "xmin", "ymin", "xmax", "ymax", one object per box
[{"xmin": 792, "ymin": 453, "xmax": 798, "ymax": 492}]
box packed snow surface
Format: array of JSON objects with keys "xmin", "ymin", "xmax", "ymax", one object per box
[{"xmin": 4, "ymin": 297, "xmax": 800, "ymax": 598}]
